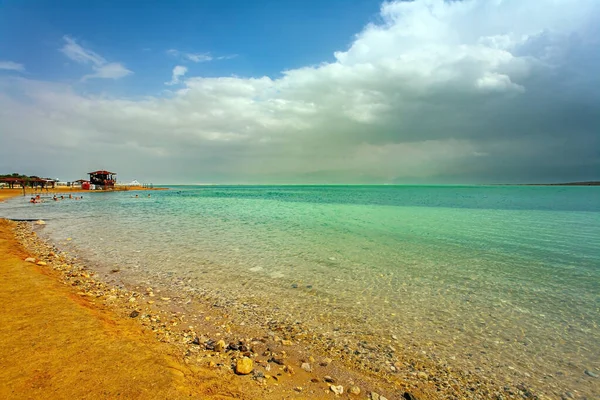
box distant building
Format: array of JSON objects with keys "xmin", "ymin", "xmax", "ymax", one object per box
[{"xmin": 88, "ymin": 170, "xmax": 116, "ymax": 189}]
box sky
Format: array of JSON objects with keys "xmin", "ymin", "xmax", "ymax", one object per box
[{"xmin": 0, "ymin": 0, "xmax": 599, "ymax": 184}]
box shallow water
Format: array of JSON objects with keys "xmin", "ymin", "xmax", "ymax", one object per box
[{"xmin": 2, "ymin": 185, "xmax": 599, "ymax": 396}]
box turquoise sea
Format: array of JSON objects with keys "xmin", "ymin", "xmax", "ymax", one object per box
[{"xmin": 1, "ymin": 185, "xmax": 599, "ymax": 397}]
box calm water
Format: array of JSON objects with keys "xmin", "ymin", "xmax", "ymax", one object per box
[{"xmin": 2, "ymin": 185, "xmax": 599, "ymax": 395}]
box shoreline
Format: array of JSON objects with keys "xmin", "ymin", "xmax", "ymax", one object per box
[
  {"xmin": 1, "ymin": 217, "xmax": 549, "ymax": 400},
  {"xmin": 0, "ymin": 186, "xmax": 166, "ymax": 203},
  {"xmin": 5, "ymin": 218, "xmax": 428, "ymax": 400},
  {"xmin": 0, "ymin": 219, "xmax": 265, "ymax": 399}
]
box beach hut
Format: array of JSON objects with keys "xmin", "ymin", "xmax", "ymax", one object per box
[
  {"xmin": 88, "ymin": 170, "xmax": 116, "ymax": 189},
  {"xmin": 0, "ymin": 177, "xmax": 25, "ymax": 189}
]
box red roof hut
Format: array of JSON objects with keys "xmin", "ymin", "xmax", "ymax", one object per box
[{"xmin": 88, "ymin": 170, "xmax": 116, "ymax": 189}]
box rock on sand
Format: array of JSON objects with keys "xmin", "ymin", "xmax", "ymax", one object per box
[{"xmin": 235, "ymin": 357, "xmax": 253, "ymax": 375}]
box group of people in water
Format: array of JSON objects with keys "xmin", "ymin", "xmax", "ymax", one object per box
[{"xmin": 29, "ymin": 193, "xmax": 83, "ymax": 203}]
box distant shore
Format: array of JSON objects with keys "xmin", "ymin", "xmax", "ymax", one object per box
[{"xmin": 519, "ymin": 181, "xmax": 600, "ymax": 186}]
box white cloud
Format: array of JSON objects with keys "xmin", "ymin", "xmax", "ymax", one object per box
[
  {"xmin": 184, "ymin": 53, "xmax": 213, "ymax": 63},
  {"xmin": 165, "ymin": 65, "xmax": 188, "ymax": 85},
  {"xmin": 61, "ymin": 36, "xmax": 105, "ymax": 66},
  {"xmin": 60, "ymin": 36, "xmax": 132, "ymax": 80},
  {"xmin": 1, "ymin": 0, "xmax": 599, "ymax": 183},
  {"xmin": 83, "ymin": 63, "xmax": 133, "ymax": 81},
  {"xmin": 167, "ymin": 49, "xmax": 235, "ymax": 63},
  {"xmin": 0, "ymin": 61, "xmax": 25, "ymax": 72}
]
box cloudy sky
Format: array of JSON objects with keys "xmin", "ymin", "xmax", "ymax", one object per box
[{"xmin": 1, "ymin": 0, "xmax": 599, "ymax": 184}]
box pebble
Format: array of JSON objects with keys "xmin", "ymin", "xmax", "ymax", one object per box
[
  {"xmin": 284, "ymin": 365, "xmax": 295, "ymax": 375},
  {"xmin": 36, "ymin": 261, "xmax": 47, "ymax": 266},
  {"xmin": 320, "ymin": 357, "xmax": 333, "ymax": 366},
  {"xmin": 235, "ymin": 357, "xmax": 253, "ymax": 375},
  {"xmin": 35, "ymin": 220, "xmax": 46, "ymax": 225},
  {"xmin": 271, "ymin": 357, "xmax": 285, "ymax": 365},
  {"xmin": 584, "ymin": 369, "xmax": 598, "ymax": 378},
  {"xmin": 403, "ymin": 393, "xmax": 420, "ymax": 400},
  {"xmin": 24, "ymin": 257, "xmax": 36, "ymax": 263},
  {"xmin": 301, "ymin": 362, "xmax": 312, "ymax": 372},
  {"xmin": 324, "ymin": 376, "xmax": 335, "ymax": 383},
  {"xmin": 129, "ymin": 310, "xmax": 140, "ymax": 318},
  {"xmin": 417, "ymin": 371, "xmax": 428, "ymax": 380},
  {"xmin": 281, "ymin": 339, "xmax": 292, "ymax": 346},
  {"xmin": 330, "ymin": 385, "xmax": 344, "ymax": 395},
  {"xmin": 214, "ymin": 340, "xmax": 226, "ymax": 352},
  {"xmin": 349, "ymin": 386, "xmax": 361, "ymax": 395}
]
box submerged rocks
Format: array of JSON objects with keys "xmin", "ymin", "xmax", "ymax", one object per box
[
  {"xmin": 301, "ymin": 362, "xmax": 312, "ymax": 372},
  {"xmin": 235, "ymin": 357, "xmax": 254, "ymax": 375},
  {"xmin": 320, "ymin": 357, "xmax": 333, "ymax": 366},
  {"xmin": 584, "ymin": 369, "xmax": 598, "ymax": 378},
  {"xmin": 349, "ymin": 386, "xmax": 361, "ymax": 395},
  {"xmin": 330, "ymin": 385, "xmax": 344, "ymax": 395}
]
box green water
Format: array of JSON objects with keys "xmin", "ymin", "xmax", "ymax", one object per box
[{"xmin": 2, "ymin": 185, "xmax": 599, "ymax": 396}]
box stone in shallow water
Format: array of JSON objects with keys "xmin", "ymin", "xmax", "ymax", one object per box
[
  {"xmin": 235, "ymin": 357, "xmax": 253, "ymax": 375},
  {"xmin": 35, "ymin": 220, "xmax": 45, "ymax": 225},
  {"xmin": 24, "ymin": 257, "xmax": 36, "ymax": 263},
  {"xmin": 584, "ymin": 369, "xmax": 598, "ymax": 378},
  {"xmin": 330, "ymin": 385, "xmax": 343, "ymax": 395},
  {"xmin": 129, "ymin": 310, "xmax": 140, "ymax": 318},
  {"xmin": 349, "ymin": 386, "xmax": 361, "ymax": 395},
  {"xmin": 301, "ymin": 362, "xmax": 312, "ymax": 372},
  {"xmin": 320, "ymin": 357, "xmax": 333, "ymax": 366}
]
